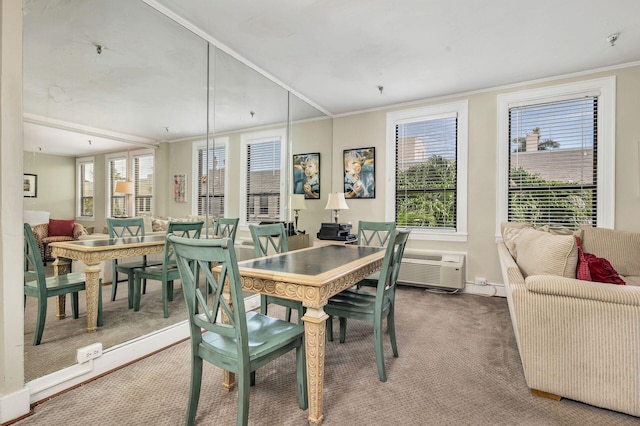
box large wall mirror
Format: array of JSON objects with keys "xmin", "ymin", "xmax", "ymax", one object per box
[{"xmin": 22, "ymin": 0, "xmax": 331, "ymax": 386}]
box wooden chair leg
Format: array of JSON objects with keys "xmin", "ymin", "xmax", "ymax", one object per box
[
  {"xmin": 531, "ymin": 389, "xmax": 562, "ymax": 401},
  {"xmin": 187, "ymin": 356, "xmax": 203, "ymax": 426},
  {"xmin": 238, "ymin": 369, "xmax": 251, "ymax": 426},
  {"xmin": 71, "ymin": 292, "xmax": 80, "ymax": 319},
  {"xmin": 285, "ymin": 307, "xmax": 292, "ymax": 322},
  {"xmin": 388, "ymin": 306, "xmax": 398, "ymax": 357},
  {"xmin": 339, "ymin": 317, "xmax": 347, "ymax": 343},
  {"xmin": 110, "ymin": 266, "xmax": 118, "ymax": 301},
  {"xmin": 326, "ymin": 316, "xmax": 333, "ymax": 342},
  {"xmin": 260, "ymin": 295, "xmax": 268, "ymax": 315},
  {"xmin": 296, "ymin": 344, "xmax": 308, "ymax": 410},
  {"xmin": 374, "ymin": 321, "xmax": 387, "ymax": 382},
  {"xmin": 34, "ymin": 297, "xmax": 47, "ymax": 346},
  {"xmin": 133, "ymin": 273, "xmax": 142, "ymax": 312}
]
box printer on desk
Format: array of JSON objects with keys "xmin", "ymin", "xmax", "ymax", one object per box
[{"xmin": 317, "ymin": 223, "xmax": 357, "ymax": 242}]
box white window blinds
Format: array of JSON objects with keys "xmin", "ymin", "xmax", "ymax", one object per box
[
  {"xmin": 79, "ymin": 160, "xmax": 94, "ymax": 217},
  {"xmin": 197, "ymin": 145, "xmax": 226, "ymax": 217},
  {"xmin": 134, "ymin": 153, "xmax": 154, "ymax": 217},
  {"xmin": 395, "ymin": 114, "xmax": 458, "ymax": 229},
  {"xmin": 508, "ymin": 97, "xmax": 598, "ymax": 229},
  {"xmin": 109, "ymin": 157, "xmax": 127, "ymax": 217},
  {"xmin": 246, "ymin": 139, "xmax": 281, "ymax": 223}
]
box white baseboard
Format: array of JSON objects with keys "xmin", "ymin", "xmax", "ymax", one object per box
[{"xmin": 0, "ymin": 387, "xmax": 30, "ymax": 423}]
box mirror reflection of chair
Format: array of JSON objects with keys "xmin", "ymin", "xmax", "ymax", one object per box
[
  {"xmin": 107, "ymin": 217, "xmax": 161, "ymax": 308},
  {"xmin": 249, "ymin": 223, "xmax": 303, "ymax": 323},
  {"xmin": 132, "ymin": 221, "xmax": 203, "ymax": 318},
  {"xmin": 23, "ymin": 223, "xmax": 103, "ymax": 345},
  {"xmin": 326, "ymin": 229, "xmax": 411, "ymax": 382},
  {"xmin": 168, "ymin": 235, "xmax": 307, "ymax": 426},
  {"xmin": 213, "ymin": 217, "xmax": 239, "ymax": 242}
]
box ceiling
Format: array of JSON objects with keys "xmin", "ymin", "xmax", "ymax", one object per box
[{"xmin": 23, "ymin": 0, "xmax": 640, "ymax": 156}]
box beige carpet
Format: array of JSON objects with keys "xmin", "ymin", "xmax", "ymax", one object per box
[{"xmin": 15, "ymin": 287, "xmax": 640, "ymax": 425}]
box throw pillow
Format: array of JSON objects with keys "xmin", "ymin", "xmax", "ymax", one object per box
[
  {"xmin": 515, "ymin": 227, "xmax": 578, "ymax": 278},
  {"xmin": 575, "ymin": 236, "xmax": 625, "ymax": 285},
  {"xmin": 49, "ymin": 219, "xmax": 75, "ymax": 237}
]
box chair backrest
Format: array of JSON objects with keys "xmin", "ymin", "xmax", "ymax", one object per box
[
  {"xmin": 162, "ymin": 221, "xmax": 203, "ymax": 271},
  {"xmin": 107, "ymin": 217, "xmax": 145, "ymax": 238},
  {"xmin": 375, "ymin": 229, "xmax": 411, "ymax": 309},
  {"xmin": 23, "ymin": 223, "xmax": 46, "ymax": 298},
  {"xmin": 249, "ymin": 223, "xmax": 289, "ymax": 257},
  {"xmin": 357, "ymin": 221, "xmax": 396, "ymax": 247},
  {"xmin": 214, "ymin": 217, "xmax": 239, "ymax": 242},
  {"xmin": 168, "ymin": 235, "xmax": 248, "ymax": 361}
]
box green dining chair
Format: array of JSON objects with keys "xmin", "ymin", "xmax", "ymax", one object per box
[
  {"xmin": 107, "ymin": 217, "xmax": 161, "ymax": 308},
  {"xmin": 132, "ymin": 221, "xmax": 203, "ymax": 318},
  {"xmin": 249, "ymin": 223, "xmax": 304, "ymax": 323},
  {"xmin": 168, "ymin": 234, "xmax": 308, "ymax": 426},
  {"xmin": 23, "ymin": 223, "xmax": 103, "ymax": 345},
  {"xmin": 214, "ymin": 217, "xmax": 239, "ymax": 242},
  {"xmin": 327, "ymin": 221, "xmax": 396, "ymax": 336},
  {"xmin": 325, "ymin": 229, "xmax": 410, "ymax": 382}
]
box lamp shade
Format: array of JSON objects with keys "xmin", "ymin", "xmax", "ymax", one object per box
[
  {"xmin": 325, "ymin": 192, "xmax": 349, "ymax": 210},
  {"xmin": 290, "ymin": 194, "xmax": 307, "ymax": 210},
  {"xmin": 115, "ymin": 181, "xmax": 134, "ymax": 195}
]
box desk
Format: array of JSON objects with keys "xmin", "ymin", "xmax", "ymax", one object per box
[
  {"xmin": 50, "ymin": 235, "xmax": 166, "ymax": 332},
  {"xmin": 235, "ymin": 244, "xmax": 385, "ymax": 425}
]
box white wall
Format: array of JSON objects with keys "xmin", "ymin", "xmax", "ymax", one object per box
[
  {"xmin": 331, "ymin": 64, "xmax": 640, "ymax": 289},
  {"xmin": 23, "ymin": 152, "xmax": 75, "ymax": 219}
]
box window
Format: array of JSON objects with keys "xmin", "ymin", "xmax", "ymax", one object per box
[
  {"xmin": 193, "ymin": 138, "xmax": 228, "ymax": 217},
  {"xmin": 76, "ymin": 157, "xmax": 94, "ymax": 219},
  {"xmin": 133, "ymin": 152, "xmax": 154, "ymax": 217},
  {"xmin": 497, "ymin": 77, "xmax": 615, "ymax": 234},
  {"xmin": 106, "ymin": 150, "xmax": 155, "ymax": 218},
  {"xmin": 240, "ymin": 129, "xmax": 286, "ymax": 227},
  {"xmin": 107, "ymin": 155, "xmax": 127, "ymax": 217},
  {"xmin": 386, "ymin": 100, "xmax": 468, "ymax": 241}
]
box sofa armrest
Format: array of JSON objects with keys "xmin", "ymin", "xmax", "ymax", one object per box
[
  {"xmin": 31, "ymin": 223, "xmax": 49, "ymax": 243},
  {"xmin": 524, "ymin": 275, "xmax": 640, "ymax": 307}
]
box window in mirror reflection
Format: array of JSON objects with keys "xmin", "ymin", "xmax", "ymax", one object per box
[
  {"xmin": 241, "ymin": 129, "xmax": 287, "ymax": 224},
  {"xmin": 195, "ymin": 138, "xmax": 228, "ymax": 217}
]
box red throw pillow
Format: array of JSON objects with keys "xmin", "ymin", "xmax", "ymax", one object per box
[
  {"xmin": 49, "ymin": 219, "xmax": 75, "ymax": 237},
  {"xmin": 575, "ymin": 237, "xmax": 625, "ymax": 285}
]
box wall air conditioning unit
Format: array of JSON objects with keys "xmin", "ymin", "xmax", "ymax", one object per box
[{"xmin": 397, "ymin": 250, "xmax": 465, "ymax": 290}]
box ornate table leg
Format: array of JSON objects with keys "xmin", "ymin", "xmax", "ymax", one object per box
[
  {"xmin": 83, "ymin": 262, "xmax": 102, "ymax": 332},
  {"xmin": 302, "ymin": 306, "xmax": 329, "ymax": 426},
  {"xmin": 53, "ymin": 258, "xmax": 71, "ymax": 319}
]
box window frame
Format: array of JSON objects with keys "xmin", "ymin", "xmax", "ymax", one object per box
[
  {"xmin": 105, "ymin": 149, "xmax": 155, "ymax": 218},
  {"xmin": 76, "ymin": 156, "xmax": 95, "ymax": 220},
  {"xmin": 239, "ymin": 128, "xmax": 287, "ymax": 230},
  {"xmin": 385, "ymin": 100, "xmax": 469, "ymax": 242},
  {"xmin": 192, "ymin": 137, "xmax": 229, "ymax": 217},
  {"xmin": 496, "ymin": 77, "xmax": 616, "ymax": 237}
]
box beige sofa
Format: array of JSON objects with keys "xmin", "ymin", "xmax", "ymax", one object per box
[{"xmin": 497, "ymin": 223, "xmax": 640, "ymax": 417}]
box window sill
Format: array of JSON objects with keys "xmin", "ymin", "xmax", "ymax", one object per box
[{"xmin": 405, "ymin": 229, "xmax": 468, "ymax": 242}]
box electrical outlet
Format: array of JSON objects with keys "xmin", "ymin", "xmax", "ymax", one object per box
[
  {"xmin": 474, "ymin": 277, "xmax": 488, "ymax": 286},
  {"xmin": 77, "ymin": 343, "xmax": 103, "ymax": 364}
]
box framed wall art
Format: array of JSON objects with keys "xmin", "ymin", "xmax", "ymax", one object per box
[
  {"xmin": 23, "ymin": 174, "xmax": 37, "ymax": 198},
  {"xmin": 292, "ymin": 152, "xmax": 320, "ymax": 199},
  {"xmin": 174, "ymin": 174, "xmax": 187, "ymax": 203},
  {"xmin": 343, "ymin": 147, "xmax": 375, "ymax": 199}
]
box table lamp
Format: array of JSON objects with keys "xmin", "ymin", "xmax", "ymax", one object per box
[
  {"xmin": 115, "ymin": 180, "xmax": 134, "ymax": 217},
  {"xmin": 325, "ymin": 192, "xmax": 349, "ymax": 224},
  {"xmin": 290, "ymin": 194, "xmax": 307, "ymax": 232}
]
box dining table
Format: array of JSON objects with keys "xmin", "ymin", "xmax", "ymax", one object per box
[
  {"xmin": 231, "ymin": 243, "xmax": 386, "ymax": 425},
  {"xmin": 49, "ymin": 234, "xmax": 166, "ymax": 332}
]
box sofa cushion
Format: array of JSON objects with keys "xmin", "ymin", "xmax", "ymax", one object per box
[
  {"xmin": 501, "ymin": 222, "xmax": 532, "ymax": 258},
  {"xmin": 515, "ymin": 227, "xmax": 578, "ymax": 278},
  {"xmin": 621, "ymin": 275, "xmax": 640, "ymax": 287},
  {"xmin": 49, "ymin": 219, "xmax": 75, "ymax": 237},
  {"xmin": 580, "ymin": 226, "xmax": 640, "ymax": 277}
]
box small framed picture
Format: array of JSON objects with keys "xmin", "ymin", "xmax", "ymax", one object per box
[
  {"xmin": 174, "ymin": 174, "xmax": 187, "ymax": 203},
  {"xmin": 293, "ymin": 153, "xmax": 320, "ymax": 199},
  {"xmin": 343, "ymin": 147, "xmax": 375, "ymax": 198},
  {"xmin": 23, "ymin": 174, "xmax": 37, "ymax": 198}
]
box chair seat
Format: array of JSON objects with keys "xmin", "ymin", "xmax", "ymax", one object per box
[
  {"xmin": 116, "ymin": 259, "xmax": 162, "ymax": 271},
  {"xmin": 200, "ymin": 312, "xmax": 304, "ymax": 363},
  {"xmin": 327, "ymin": 289, "xmax": 391, "ymax": 317},
  {"xmin": 24, "ymin": 272, "xmax": 89, "ymax": 296}
]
